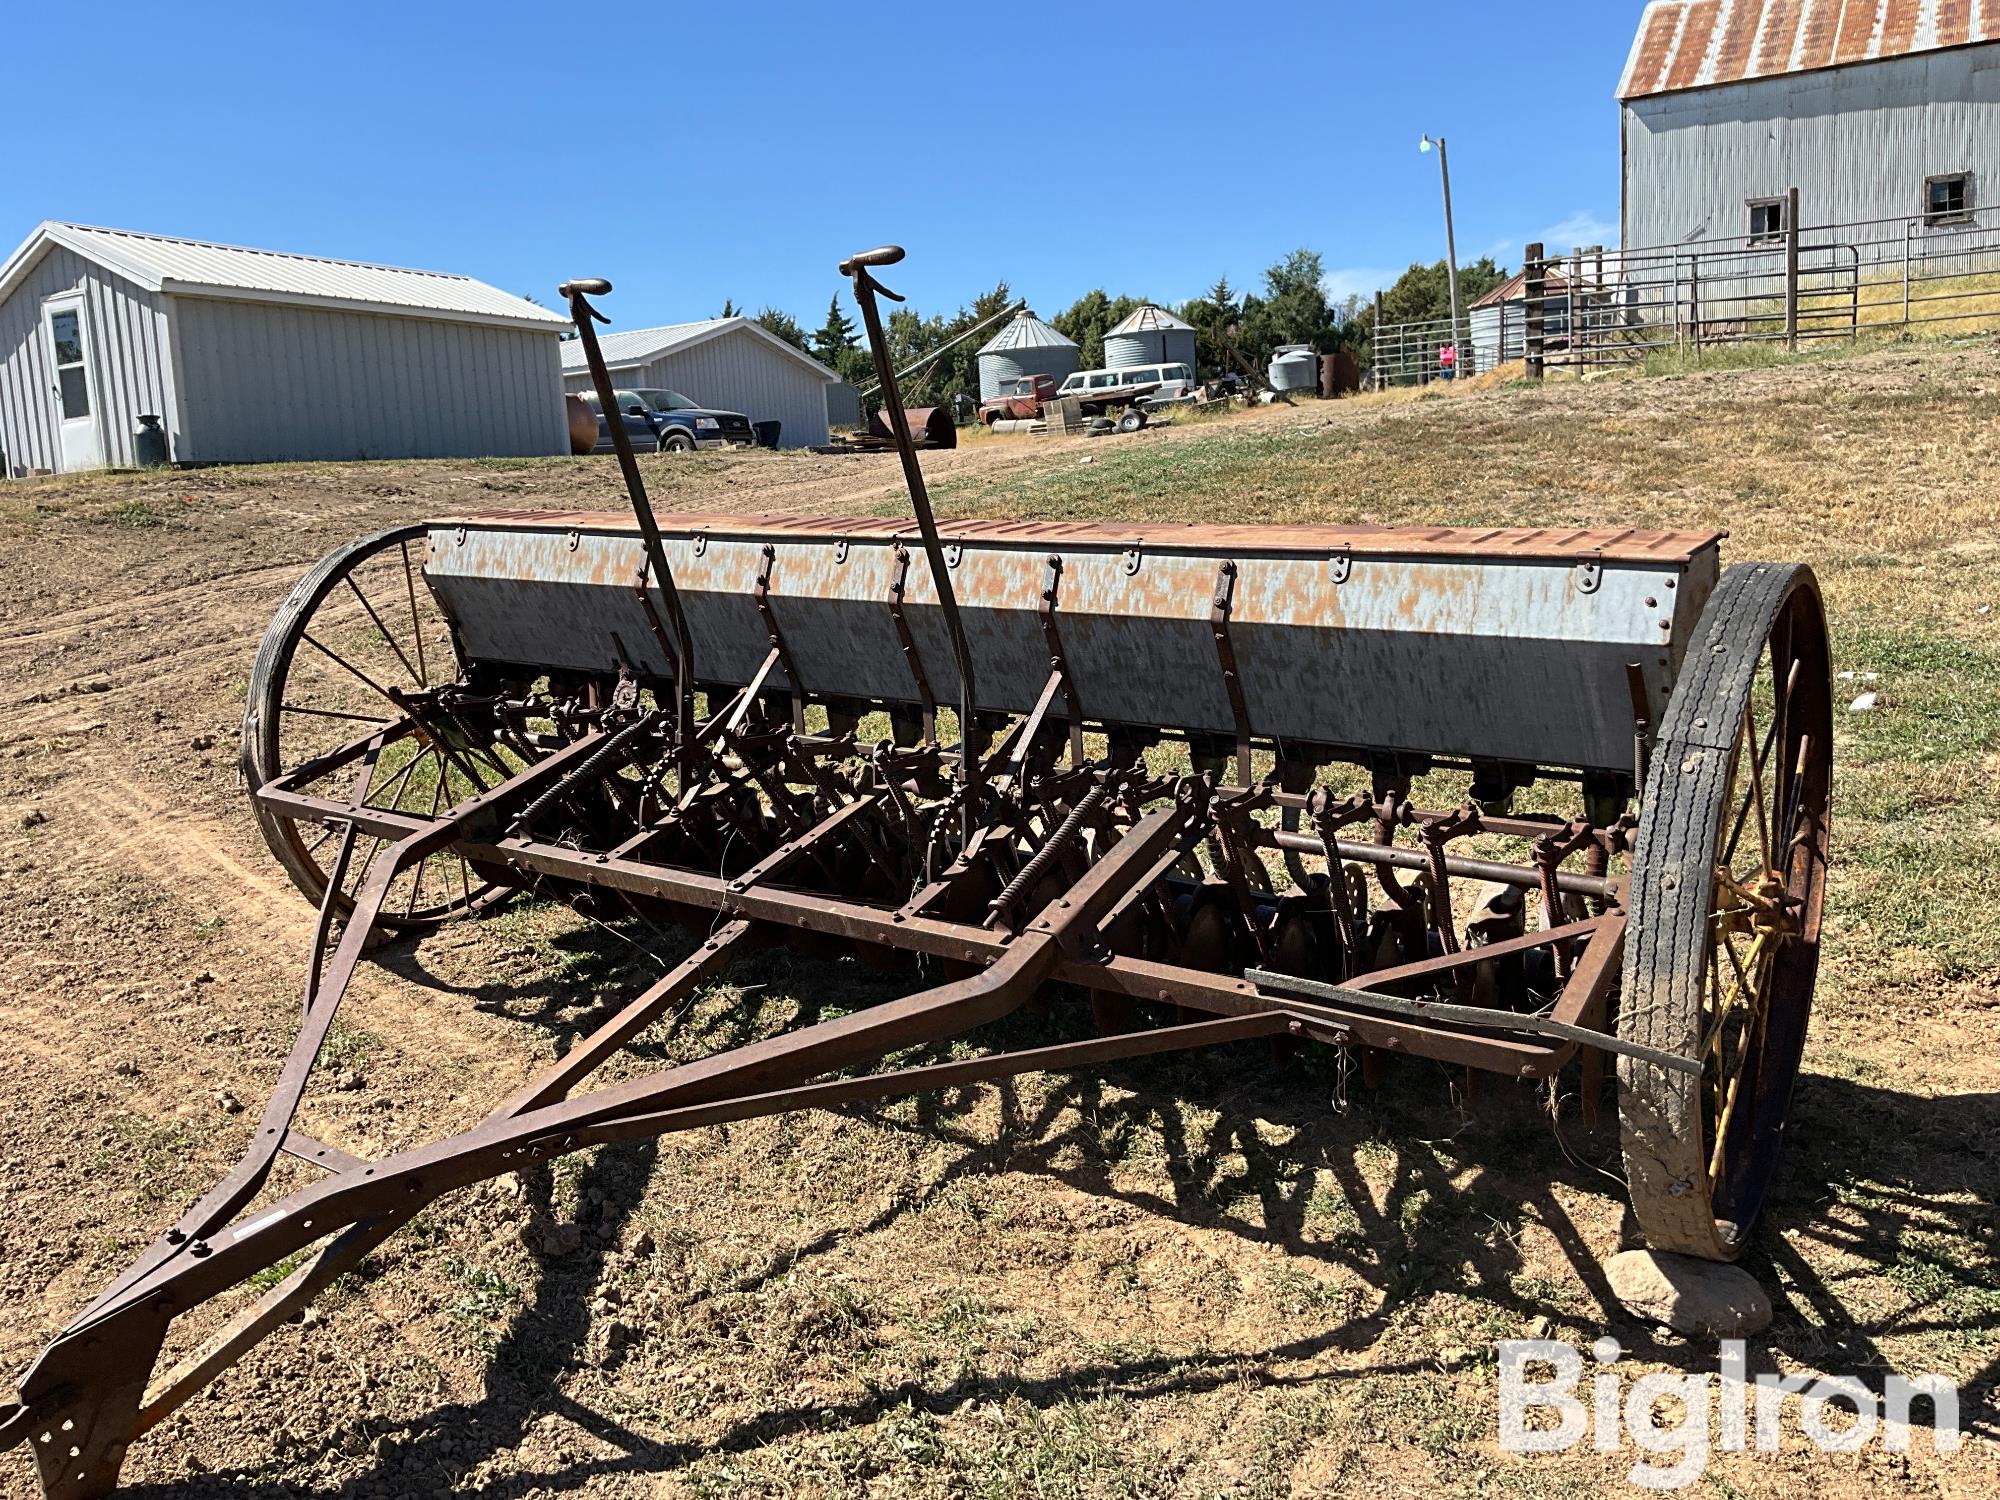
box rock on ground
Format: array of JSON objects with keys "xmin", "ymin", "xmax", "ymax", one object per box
[{"xmin": 1605, "ymin": 1249, "xmax": 1773, "ymax": 1337}]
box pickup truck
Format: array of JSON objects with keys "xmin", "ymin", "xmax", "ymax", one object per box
[
  {"xmin": 978, "ymin": 372, "xmax": 1062, "ymax": 426},
  {"xmin": 580, "ymin": 387, "xmax": 756, "ymax": 453}
]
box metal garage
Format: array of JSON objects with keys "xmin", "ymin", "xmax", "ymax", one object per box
[
  {"xmin": 0, "ymin": 221, "xmax": 570, "ymax": 474},
  {"xmin": 560, "ymin": 317, "xmax": 839, "ymax": 449}
]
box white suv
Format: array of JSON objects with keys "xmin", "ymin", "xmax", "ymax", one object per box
[{"xmin": 1056, "ymin": 362, "xmax": 1197, "ymax": 409}]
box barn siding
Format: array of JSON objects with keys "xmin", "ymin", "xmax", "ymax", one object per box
[
  {"xmin": 562, "ymin": 327, "xmax": 832, "ymax": 448},
  {"xmin": 169, "ymin": 297, "xmax": 566, "ymax": 463},
  {"xmin": 0, "ymin": 246, "xmax": 171, "ymax": 474},
  {"xmin": 1623, "ymin": 42, "xmax": 2000, "ymax": 247}
]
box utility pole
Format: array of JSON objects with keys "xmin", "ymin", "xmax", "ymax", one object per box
[{"xmin": 1421, "ymin": 134, "xmax": 1463, "ymax": 370}]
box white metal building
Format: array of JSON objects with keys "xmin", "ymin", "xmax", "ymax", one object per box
[
  {"xmin": 1619, "ymin": 0, "xmax": 2000, "ymax": 249},
  {"xmin": 0, "ymin": 222, "xmax": 570, "ymax": 475},
  {"xmin": 1467, "ymin": 267, "xmax": 1573, "ymax": 371},
  {"xmin": 560, "ymin": 318, "xmax": 839, "ymax": 449}
]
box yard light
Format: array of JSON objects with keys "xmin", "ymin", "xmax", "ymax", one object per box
[{"xmin": 1419, "ymin": 132, "xmax": 1463, "ymax": 374}]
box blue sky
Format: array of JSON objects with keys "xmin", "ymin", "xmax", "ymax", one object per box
[{"xmin": 6, "ymin": 2, "xmax": 1638, "ymax": 330}]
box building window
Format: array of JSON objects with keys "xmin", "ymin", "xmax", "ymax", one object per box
[
  {"xmin": 1925, "ymin": 172, "xmax": 1971, "ymax": 226},
  {"xmin": 1746, "ymin": 197, "xmax": 1787, "ymax": 246}
]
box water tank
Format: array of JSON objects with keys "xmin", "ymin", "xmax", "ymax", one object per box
[
  {"xmin": 1105, "ymin": 305, "xmax": 1197, "ymax": 373},
  {"xmin": 1268, "ymin": 344, "xmax": 1318, "ymax": 392},
  {"xmin": 976, "ymin": 310, "xmax": 1080, "ymax": 400}
]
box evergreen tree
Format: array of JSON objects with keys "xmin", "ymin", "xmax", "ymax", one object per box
[
  {"xmin": 717, "ymin": 298, "xmax": 739, "ymax": 318},
  {"xmin": 1052, "ymin": 289, "xmax": 1143, "ymax": 372},
  {"xmin": 1179, "ymin": 276, "xmax": 1241, "ymax": 376},
  {"xmin": 813, "ymin": 295, "xmax": 859, "ymax": 368},
  {"xmin": 755, "ymin": 307, "xmax": 809, "ymax": 351}
]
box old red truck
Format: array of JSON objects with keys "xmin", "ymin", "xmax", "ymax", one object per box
[{"xmin": 978, "ymin": 372, "xmax": 1062, "ymax": 425}]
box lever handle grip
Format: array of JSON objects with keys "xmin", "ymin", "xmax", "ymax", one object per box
[
  {"xmin": 838, "ymin": 245, "xmax": 905, "ymax": 275},
  {"xmin": 558, "ymin": 277, "xmax": 612, "ymax": 297}
]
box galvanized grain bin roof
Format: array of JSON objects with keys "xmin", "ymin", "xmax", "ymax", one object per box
[
  {"xmin": 1107, "ymin": 305, "xmax": 1195, "ymax": 335},
  {"xmin": 976, "ymin": 310, "xmax": 1078, "ymax": 355},
  {"xmin": 1619, "ymin": 0, "xmax": 1998, "ymax": 101}
]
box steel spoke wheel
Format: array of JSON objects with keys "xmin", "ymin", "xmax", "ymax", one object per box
[
  {"xmin": 240, "ymin": 525, "xmax": 517, "ymax": 929},
  {"xmin": 1618, "ymin": 562, "xmax": 1832, "ymax": 1260}
]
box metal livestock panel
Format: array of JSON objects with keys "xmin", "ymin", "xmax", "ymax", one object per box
[
  {"xmin": 424, "ymin": 514, "xmax": 1720, "ymax": 774},
  {"xmin": 572, "ymin": 326, "xmax": 833, "ymax": 448},
  {"xmin": 0, "ymin": 246, "xmax": 172, "ymax": 474},
  {"xmin": 1622, "ymin": 43, "xmax": 2000, "ymax": 248},
  {"xmin": 166, "ymin": 296, "xmax": 566, "ymax": 464}
]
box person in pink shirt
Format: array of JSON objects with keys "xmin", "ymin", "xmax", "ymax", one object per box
[{"xmin": 1439, "ymin": 341, "xmax": 1458, "ymax": 380}]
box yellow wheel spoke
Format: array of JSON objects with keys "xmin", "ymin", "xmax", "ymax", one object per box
[{"xmin": 1741, "ymin": 704, "xmax": 1772, "ymax": 876}]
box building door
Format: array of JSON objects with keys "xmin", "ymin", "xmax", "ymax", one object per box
[{"xmin": 43, "ymin": 294, "xmax": 103, "ymax": 471}]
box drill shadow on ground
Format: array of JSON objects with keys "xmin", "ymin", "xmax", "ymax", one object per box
[{"xmin": 113, "ymin": 926, "xmax": 2000, "ymax": 1496}]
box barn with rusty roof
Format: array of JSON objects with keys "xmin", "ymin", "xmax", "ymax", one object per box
[{"xmin": 1619, "ymin": 0, "xmax": 1999, "ymax": 250}]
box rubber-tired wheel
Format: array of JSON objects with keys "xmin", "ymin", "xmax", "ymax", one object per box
[
  {"xmin": 241, "ymin": 524, "xmax": 516, "ymax": 930},
  {"xmin": 1618, "ymin": 562, "xmax": 1832, "ymax": 1260},
  {"xmin": 661, "ymin": 429, "xmax": 696, "ymax": 453},
  {"xmin": 1117, "ymin": 407, "xmax": 1148, "ymax": 433}
]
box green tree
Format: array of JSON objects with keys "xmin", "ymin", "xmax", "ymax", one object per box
[
  {"xmin": 717, "ymin": 298, "xmax": 739, "ymax": 319},
  {"xmin": 754, "ymin": 306, "xmax": 808, "ymax": 351},
  {"xmin": 1379, "ymin": 256, "xmax": 1507, "ymax": 327},
  {"xmin": 1178, "ymin": 275, "xmax": 1239, "ymax": 377},
  {"xmin": 1260, "ymin": 249, "xmax": 1338, "ymax": 353},
  {"xmin": 1052, "ymin": 289, "xmax": 1143, "ymax": 372},
  {"xmin": 813, "ymin": 296, "xmax": 858, "ymax": 365}
]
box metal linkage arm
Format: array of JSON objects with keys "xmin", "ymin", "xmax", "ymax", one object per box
[
  {"xmin": 560, "ymin": 278, "xmax": 696, "ymax": 744},
  {"xmin": 841, "ymin": 246, "xmax": 981, "ymax": 837}
]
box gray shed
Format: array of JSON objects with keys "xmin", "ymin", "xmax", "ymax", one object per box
[
  {"xmin": 1105, "ymin": 305, "xmax": 1197, "ymax": 374},
  {"xmin": 560, "ymin": 318, "xmax": 839, "ymax": 449},
  {"xmin": 975, "ymin": 310, "xmax": 1078, "ymax": 400},
  {"xmin": 1620, "ymin": 0, "xmax": 1999, "ymax": 249},
  {"xmin": 0, "ymin": 221, "xmax": 569, "ymax": 475}
]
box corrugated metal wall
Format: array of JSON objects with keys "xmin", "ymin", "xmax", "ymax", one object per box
[
  {"xmin": 561, "ymin": 327, "xmax": 831, "ymax": 447},
  {"xmin": 978, "ymin": 344, "xmax": 1080, "ymax": 399},
  {"xmin": 170, "ymin": 297, "xmax": 567, "ymax": 463},
  {"xmin": 825, "ymin": 381, "xmax": 862, "ymax": 428},
  {"xmin": 1623, "ymin": 44, "xmax": 2000, "ymax": 247},
  {"xmin": 1104, "ymin": 330, "xmax": 1198, "ymax": 373},
  {"xmin": 0, "ymin": 247, "xmax": 172, "ymax": 474}
]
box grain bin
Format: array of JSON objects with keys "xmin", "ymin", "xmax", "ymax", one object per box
[
  {"xmin": 1268, "ymin": 344, "xmax": 1318, "ymax": 392},
  {"xmin": 1105, "ymin": 305, "xmax": 1197, "ymax": 373},
  {"xmin": 976, "ymin": 310, "xmax": 1080, "ymax": 400}
]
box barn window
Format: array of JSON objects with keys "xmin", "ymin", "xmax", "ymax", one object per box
[
  {"xmin": 1924, "ymin": 173, "xmax": 1971, "ymax": 227},
  {"xmin": 1746, "ymin": 198, "xmax": 1787, "ymax": 246}
]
